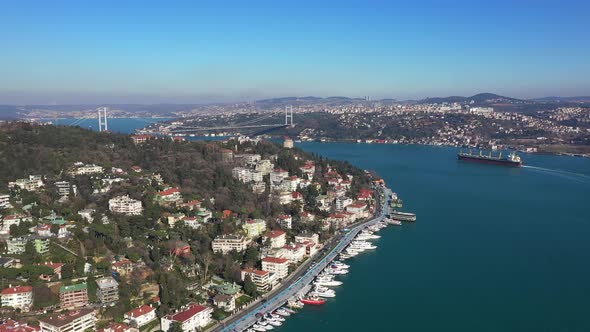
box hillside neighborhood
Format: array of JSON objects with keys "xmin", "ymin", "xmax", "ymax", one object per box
[{"xmin": 0, "ymin": 123, "xmax": 377, "ymax": 332}]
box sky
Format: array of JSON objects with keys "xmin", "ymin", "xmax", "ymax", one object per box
[{"xmin": 0, "ymin": 0, "xmax": 589, "ymax": 104}]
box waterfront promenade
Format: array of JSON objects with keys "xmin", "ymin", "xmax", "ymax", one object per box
[{"xmin": 217, "ymin": 187, "xmax": 392, "ymax": 332}]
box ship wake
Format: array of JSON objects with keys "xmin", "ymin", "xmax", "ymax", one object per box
[{"xmin": 523, "ymin": 165, "xmax": 590, "ymax": 184}]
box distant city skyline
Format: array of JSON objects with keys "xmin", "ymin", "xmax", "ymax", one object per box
[{"xmin": 1, "ymin": 0, "xmax": 589, "ymax": 104}]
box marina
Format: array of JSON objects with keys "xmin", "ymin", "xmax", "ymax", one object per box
[{"xmin": 220, "ymin": 186, "xmax": 416, "ymax": 332}]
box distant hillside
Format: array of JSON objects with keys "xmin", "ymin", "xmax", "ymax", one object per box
[
  {"xmin": 421, "ymin": 93, "xmax": 525, "ymax": 104},
  {"xmin": 254, "ymin": 96, "xmax": 365, "ymax": 108},
  {"xmin": 532, "ymin": 96, "xmax": 590, "ymax": 103}
]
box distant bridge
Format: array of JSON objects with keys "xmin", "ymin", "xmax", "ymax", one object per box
[{"xmin": 150, "ymin": 106, "xmax": 295, "ymax": 135}]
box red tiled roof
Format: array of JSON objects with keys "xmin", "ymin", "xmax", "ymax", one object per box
[
  {"xmin": 1, "ymin": 286, "xmax": 32, "ymax": 295},
  {"xmin": 0, "ymin": 320, "xmax": 39, "ymax": 332},
  {"xmin": 112, "ymin": 259, "xmax": 133, "ymax": 268},
  {"xmin": 158, "ymin": 187, "xmax": 180, "ymax": 196},
  {"xmin": 292, "ymin": 192, "xmax": 303, "ymax": 198},
  {"xmin": 348, "ymin": 201, "xmax": 367, "ymax": 209},
  {"xmin": 262, "ymin": 257, "xmax": 289, "ymax": 264},
  {"xmin": 268, "ymin": 230, "xmax": 285, "ymax": 238},
  {"xmin": 42, "ymin": 262, "xmax": 64, "ymax": 270},
  {"xmin": 242, "ymin": 268, "xmax": 269, "ymax": 277},
  {"xmin": 278, "ymin": 215, "xmax": 291, "ymax": 220},
  {"xmin": 125, "ymin": 304, "xmax": 155, "ymax": 318},
  {"xmin": 167, "ymin": 303, "xmax": 210, "ymax": 322}
]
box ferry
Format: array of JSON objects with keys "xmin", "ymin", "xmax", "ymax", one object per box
[{"xmin": 390, "ymin": 211, "xmax": 417, "ymax": 222}]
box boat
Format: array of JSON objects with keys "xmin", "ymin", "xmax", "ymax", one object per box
[
  {"xmin": 388, "ymin": 219, "xmax": 402, "ymax": 226},
  {"xmin": 300, "ymin": 296, "xmax": 327, "ymax": 305},
  {"xmin": 325, "ymin": 268, "xmax": 349, "ymax": 275},
  {"xmin": 331, "ymin": 261, "xmax": 350, "ymax": 269},
  {"xmin": 281, "ymin": 307, "xmax": 296, "ymax": 314},
  {"xmin": 252, "ymin": 324, "xmax": 267, "ymax": 332},
  {"xmin": 390, "ymin": 211, "xmax": 417, "ymax": 222},
  {"xmin": 287, "ymin": 299, "xmax": 304, "ymax": 309},
  {"xmin": 274, "ymin": 309, "xmax": 290, "ymax": 317},
  {"xmin": 310, "ymin": 290, "xmax": 336, "ymax": 298},
  {"xmin": 458, "ymin": 149, "xmax": 522, "ymax": 167}
]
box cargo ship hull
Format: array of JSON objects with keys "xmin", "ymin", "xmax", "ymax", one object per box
[{"xmin": 458, "ymin": 154, "xmax": 522, "ymax": 167}]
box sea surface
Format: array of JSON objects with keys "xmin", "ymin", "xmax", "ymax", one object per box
[
  {"xmin": 49, "ymin": 117, "xmax": 170, "ymax": 134},
  {"xmin": 279, "ymin": 142, "xmax": 590, "ymax": 332}
]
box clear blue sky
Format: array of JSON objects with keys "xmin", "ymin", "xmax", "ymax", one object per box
[{"xmin": 0, "ymin": 0, "xmax": 589, "ymax": 104}]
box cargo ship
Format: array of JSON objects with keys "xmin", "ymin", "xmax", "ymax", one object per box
[{"xmin": 458, "ymin": 150, "xmax": 522, "ymax": 167}]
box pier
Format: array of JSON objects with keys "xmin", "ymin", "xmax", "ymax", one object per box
[{"xmin": 215, "ymin": 187, "xmax": 392, "ymax": 332}]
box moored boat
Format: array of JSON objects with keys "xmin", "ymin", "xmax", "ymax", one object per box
[{"xmin": 301, "ymin": 296, "xmax": 327, "ymax": 305}]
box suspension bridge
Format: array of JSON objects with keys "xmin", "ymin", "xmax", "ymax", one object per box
[{"xmin": 145, "ymin": 105, "xmax": 296, "ymax": 136}]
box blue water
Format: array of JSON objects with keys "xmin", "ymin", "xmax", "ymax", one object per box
[
  {"xmin": 277, "ymin": 142, "xmax": 590, "ymax": 332},
  {"xmin": 50, "ymin": 117, "xmax": 170, "ymax": 134}
]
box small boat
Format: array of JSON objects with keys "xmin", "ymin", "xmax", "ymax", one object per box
[
  {"xmin": 274, "ymin": 309, "xmax": 290, "ymax": 317},
  {"xmin": 252, "ymin": 324, "xmax": 266, "ymax": 332},
  {"xmin": 301, "ymin": 296, "xmax": 327, "ymax": 305},
  {"xmin": 281, "ymin": 307, "xmax": 296, "ymax": 314},
  {"xmin": 310, "ymin": 290, "xmax": 335, "ymax": 298}
]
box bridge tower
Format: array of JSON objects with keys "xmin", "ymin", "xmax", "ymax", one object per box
[
  {"xmin": 285, "ymin": 105, "xmax": 294, "ymax": 126},
  {"xmin": 97, "ymin": 107, "xmax": 109, "ymax": 132}
]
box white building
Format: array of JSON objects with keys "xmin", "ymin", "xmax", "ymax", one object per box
[
  {"xmin": 255, "ymin": 159, "xmax": 274, "ymax": 175},
  {"xmin": 242, "ymin": 154, "xmax": 261, "ymax": 166},
  {"xmin": 55, "ymin": 181, "xmax": 77, "ymax": 200},
  {"xmin": 96, "ymin": 277, "xmax": 119, "ymax": 304},
  {"xmin": 242, "ymin": 219, "xmax": 267, "ymax": 238},
  {"xmin": 8, "ymin": 175, "xmax": 44, "ymax": 192},
  {"xmin": 277, "ymin": 215, "xmax": 292, "ymax": 229},
  {"xmin": 265, "ymin": 230, "xmax": 287, "ymax": 248},
  {"xmin": 109, "ymin": 195, "xmax": 143, "ymax": 215},
  {"xmin": 125, "ymin": 305, "xmax": 157, "ymax": 328},
  {"xmin": 39, "ymin": 309, "xmax": 96, "ymax": 332},
  {"xmin": 270, "ymin": 169, "xmax": 289, "ymax": 184},
  {"xmin": 161, "ymin": 303, "xmax": 213, "ymax": 332},
  {"xmin": 1, "ymin": 285, "xmax": 33, "ymax": 311},
  {"xmin": 280, "ymin": 243, "xmax": 306, "ymax": 263},
  {"xmin": 241, "ymin": 268, "xmax": 274, "ymax": 293},
  {"xmin": 250, "ymin": 171, "xmax": 264, "ymax": 183},
  {"xmin": 335, "ymin": 196, "xmax": 353, "ymax": 211},
  {"xmin": 0, "ymin": 194, "xmax": 12, "ymax": 209},
  {"xmin": 261, "ymin": 257, "xmax": 289, "ymax": 280},
  {"xmin": 231, "ymin": 167, "xmax": 252, "ymax": 183},
  {"xmin": 72, "ymin": 164, "xmax": 104, "ymax": 175},
  {"xmin": 212, "ymin": 235, "xmax": 251, "ymax": 254}
]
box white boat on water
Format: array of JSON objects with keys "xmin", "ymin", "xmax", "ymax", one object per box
[
  {"xmin": 252, "ymin": 324, "xmax": 266, "ymax": 331},
  {"xmin": 325, "ymin": 268, "xmax": 349, "ymax": 275},
  {"xmin": 275, "ymin": 309, "xmax": 290, "ymax": 316},
  {"xmin": 330, "ymin": 261, "xmax": 350, "ymax": 269},
  {"xmin": 310, "ymin": 290, "xmax": 336, "ymax": 298}
]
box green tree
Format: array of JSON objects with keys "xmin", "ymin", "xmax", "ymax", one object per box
[
  {"xmin": 50, "ymin": 223, "xmax": 61, "ymax": 235},
  {"xmin": 21, "ymin": 241, "xmax": 40, "ymax": 265},
  {"xmin": 243, "ymin": 274, "xmax": 257, "ymax": 297},
  {"xmin": 243, "ymin": 246, "xmax": 258, "ymax": 267}
]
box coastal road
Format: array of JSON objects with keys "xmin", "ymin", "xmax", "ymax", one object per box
[{"xmin": 216, "ymin": 187, "xmax": 391, "ymax": 332}]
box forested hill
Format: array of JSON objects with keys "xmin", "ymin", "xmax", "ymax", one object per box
[{"xmin": 0, "ymin": 122, "xmax": 370, "ymax": 215}]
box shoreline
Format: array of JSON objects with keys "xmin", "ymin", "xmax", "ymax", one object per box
[{"xmin": 211, "ymin": 186, "xmax": 393, "ymax": 332}]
